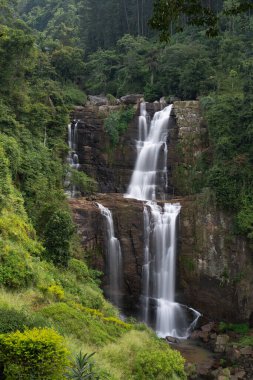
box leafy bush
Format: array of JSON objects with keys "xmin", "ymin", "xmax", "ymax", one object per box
[
  {"xmin": 104, "ymin": 107, "xmax": 135, "ymax": 147},
  {"xmin": 0, "ymin": 248, "xmax": 35, "ymax": 289},
  {"xmin": 98, "ymin": 330, "xmax": 186, "ymax": 379},
  {"xmin": 44, "ymin": 210, "xmax": 75, "ymax": 267},
  {"xmin": 70, "ymin": 169, "xmax": 98, "ymax": 195},
  {"xmin": 236, "ymin": 196, "xmax": 253, "ymax": 239},
  {"xmin": 38, "ymin": 302, "xmax": 130, "ymax": 346},
  {"xmin": 106, "ymin": 93, "xmax": 117, "ymax": 105},
  {"xmin": 0, "ymin": 327, "xmax": 69, "ymax": 379},
  {"xmin": 132, "ymin": 348, "xmax": 186, "ymax": 380},
  {"xmin": 68, "ymin": 258, "xmax": 90, "ymax": 281},
  {"xmin": 47, "ymin": 284, "xmax": 65, "ymax": 301},
  {"xmin": 62, "ymin": 85, "xmax": 87, "ymax": 106},
  {"xmin": 0, "ymin": 145, "xmax": 12, "ymax": 207},
  {"xmin": 0, "ymin": 307, "xmax": 49, "ymax": 333}
]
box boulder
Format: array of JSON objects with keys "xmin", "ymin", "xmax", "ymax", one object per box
[
  {"xmin": 214, "ymin": 334, "xmax": 230, "ymax": 353},
  {"xmin": 234, "ymin": 369, "xmax": 246, "ymax": 379},
  {"xmin": 226, "ymin": 347, "xmax": 241, "ymax": 361},
  {"xmin": 240, "ymin": 346, "xmax": 253, "ymax": 356},
  {"xmin": 88, "ymin": 95, "xmax": 109, "ymax": 106},
  {"xmin": 201, "ymin": 322, "xmax": 216, "ymax": 333},
  {"xmin": 166, "ymin": 336, "xmax": 180, "ymax": 344},
  {"xmin": 120, "ymin": 94, "xmax": 143, "ymax": 104}
]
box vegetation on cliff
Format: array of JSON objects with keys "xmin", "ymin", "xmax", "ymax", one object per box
[
  {"xmin": 0, "ymin": 1, "xmax": 186, "ymax": 378},
  {"xmin": 0, "ymin": 0, "xmax": 252, "ymax": 377}
]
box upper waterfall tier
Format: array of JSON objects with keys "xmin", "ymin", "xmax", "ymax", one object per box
[{"xmin": 125, "ymin": 103, "xmax": 173, "ymax": 201}]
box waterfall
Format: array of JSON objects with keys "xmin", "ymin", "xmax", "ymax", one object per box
[
  {"xmin": 125, "ymin": 103, "xmax": 172, "ymax": 201},
  {"xmin": 126, "ymin": 101, "xmax": 200, "ymax": 338},
  {"xmin": 97, "ymin": 203, "xmax": 122, "ymax": 307},
  {"xmin": 66, "ymin": 120, "xmax": 80, "ymax": 197}
]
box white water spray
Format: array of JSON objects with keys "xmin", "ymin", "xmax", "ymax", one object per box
[
  {"xmin": 126, "ymin": 101, "xmax": 200, "ymax": 338},
  {"xmin": 66, "ymin": 121, "xmax": 80, "ymax": 197},
  {"xmin": 125, "ymin": 103, "xmax": 172, "ymax": 201},
  {"xmin": 97, "ymin": 203, "xmax": 122, "ymax": 307}
]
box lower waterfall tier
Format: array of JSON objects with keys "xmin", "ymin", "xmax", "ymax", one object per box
[{"xmin": 69, "ymin": 193, "xmax": 253, "ymax": 325}]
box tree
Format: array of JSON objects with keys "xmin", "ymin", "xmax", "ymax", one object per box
[
  {"xmin": 149, "ymin": 0, "xmax": 253, "ymax": 41},
  {"xmin": 51, "ymin": 46, "xmax": 85, "ymax": 82},
  {"xmin": 44, "ymin": 210, "xmax": 74, "ymax": 267}
]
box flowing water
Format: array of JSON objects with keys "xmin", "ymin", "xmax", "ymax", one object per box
[
  {"xmin": 125, "ymin": 103, "xmax": 172, "ymax": 201},
  {"xmin": 126, "ymin": 102, "xmax": 200, "ymax": 338},
  {"xmin": 97, "ymin": 203, "xmax": 122, "ymax": 307},
  {"xmin": 66, "ymin": 120, "xmax": 80, "ymax": 197}
]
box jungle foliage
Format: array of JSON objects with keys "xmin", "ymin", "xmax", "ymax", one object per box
[{"xmin": 0, "ymin": 0, "xmax": 252, "ymax": 378}]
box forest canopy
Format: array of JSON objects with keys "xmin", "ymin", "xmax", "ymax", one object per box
[{"xmin": 150, "ymin": 0, "xmax": 253, "ymax": 40}]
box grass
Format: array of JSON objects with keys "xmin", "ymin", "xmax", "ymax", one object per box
[{"xmin": 0, "ymin": 255, "xmax": 187, "ymax": 379}]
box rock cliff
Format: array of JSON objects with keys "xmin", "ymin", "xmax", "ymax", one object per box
[{"xmin": 69, "ymin": 100, "xmax": 253, "ymax": 323}]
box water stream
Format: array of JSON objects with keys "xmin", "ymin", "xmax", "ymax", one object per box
[
  {"xmin": 97, "ymin": 203, "xmax": 122, "ymax": 308},
  {"xmin": 126, "ymin": 102, "xmax": 200, "ymax": 338},
  {"xmin": 125, "ymin": 103, "xmax": 171, "ymax": 201},
  {"xmin": 65, "ymin": 120, "xmax": 80, "ymax": 197}
]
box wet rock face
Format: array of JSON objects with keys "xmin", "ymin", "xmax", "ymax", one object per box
[
  {"xmin": 69, "ymin": 100, "xmax": 253, "ymax": 324},
  {"xmin": 69, "ymin": 194, "xmax": 145, "ymax": 314},
  {"xmin": 178, "ymin": 195, "xmax": 253, "ymax": 323},
  {"xmin": 71, "ymin": 102, "xmax": 169, "ymax": 194},
  {"xmin": 70, "ymin": 192, "xmax": 253, "ymax": 323}
]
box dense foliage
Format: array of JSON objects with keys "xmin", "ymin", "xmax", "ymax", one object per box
[
  {"xmin": 0, "ymin": 327, "xmax": 69, "ymax": 379},
  {"xmin": 0, "ymin": 0, "xmax": 252, "ymax": 378},
  {"xmin": 150, "ymin": 0, "xmax": 253, "ymax": 40},
  {"xmin": 104, "ymin": 106, "xmax": 136, "ymax": 147}
]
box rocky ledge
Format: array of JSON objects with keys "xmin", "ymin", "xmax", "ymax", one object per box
[{"xmin": 69, "ymin": 193, "xmax": 253, "ymax": 324}]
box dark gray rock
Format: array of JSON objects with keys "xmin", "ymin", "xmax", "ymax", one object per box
[
  {"xmin": 88, "ymin": 95, "xmax": 109, "ymax": 106},
  {"xmin": 120, "ymin": 94, "xmax": 143, "ymax": 104}
]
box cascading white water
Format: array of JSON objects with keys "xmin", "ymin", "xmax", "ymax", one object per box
[
  {"xmin": 66, "ymin": 121, "xmax": 80, "ymax": 197},
  {"xmin": 126, "ymin": 101, "xmax": 200, "ymax": 338},
  {"xmin": 67, "ymin": 121, "xmax": 80, "ymax": 170},
  {"xmin": 97, "ymin": 203, "xmax": 122, "ymax": 307},
  {"xmin": 125, "ymin": 103, "xmax": 172, "ymax": 201}
]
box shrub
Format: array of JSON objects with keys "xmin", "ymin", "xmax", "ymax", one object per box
[
  {"xmin": 132, "ymin": 348, "xmax": 186, "ymax": 380},
  {"xmin": 106, "ymin": 94, "xmax": 117, "ymax": 105},
  {"xmin": 0, "ymin": 307, "xmax": 49, "ymax": 333},
  {"xmin": 0, "ymin": 327, "xmax": 69, "ymax": 379},
  {"xmin": 0, "ymin": 308, "xmax": 31, "ymax": 334},
  {"xmin": 47, "ymin": 284, "xmax": 65, "ymax": 301},
  {"xmin": 0, "ymin": 248, "xmax": 35, "ymax": 289},
  {"xmin": 79, "ymin": 285, "xmax": 104, "ymax": 309},
  {"xmin": 62, "ymin": 85, "xmax": 87, "ymax": 106},
  {"xmin": 44, "ymin": 210, "xmax": 74, "ymax": 267},
  {"xmin": 38, "ymin": 302, "xmax": 130, "ymax": 346},
  {"xmin": 104, "ymin": 107, "xmax": 135, "ymax": 147},
  {"xmin": 68, "ymin": 259, "xmax": 90, "ymax": 281},
  {"xmin": 69, "ymin": 170, "xmax": 98, "ymax": 195}
]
